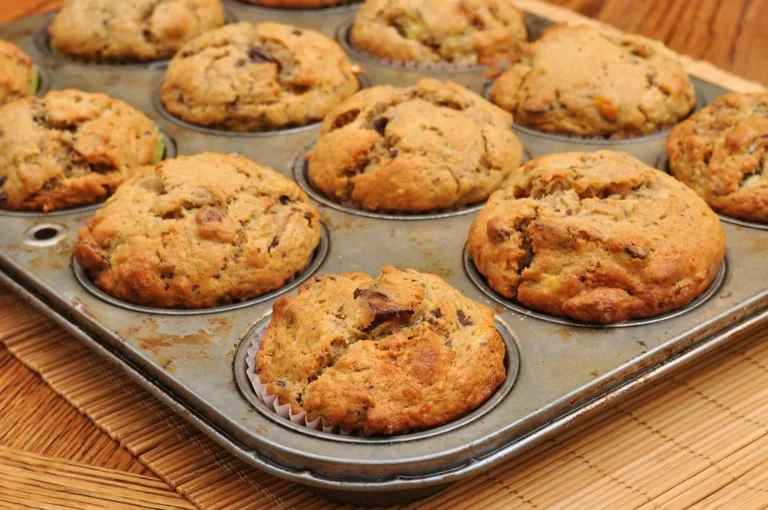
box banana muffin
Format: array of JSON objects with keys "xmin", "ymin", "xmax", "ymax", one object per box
[
  {"xmin": 0, "ymin": 41, "xmax": 37, "ymax": 106},
  {"xmin": 255, "ymin": 265, "xmax": 506, "ymax": 435},
  {"xmin": 160, "ymin": 22, "xmax": 359, "ymax": 132},
  {"xmin": 467, "ymin": 151, "xmax": 725, "ymax": 324},
  {"xmin": 350, "ymin": 0, "xmax": 527, "ymax": 66},
  {"xmin": 490, "ymin": 25, "xmax": 696, "ymax": 139},
  {"xmin": 74, "ymin": 153, "xmax": 322, "ymax": 309},
  {"xmin": 239, "ymin": 0, "xmax": 357, "ymax": 7},
  {"xmin": 667, "ymin": 92, "xmax": 768, "ymax": 223},
  {"xmin": 307, "ymin": 78, "xmax": 524, "ymax": 212},
  {"xmin": 48, "ymin": 0, "xmax": 226, "ymax": 62},
  {"xmin": 0, "ymin": 89, "xmax": 162, "ymax": 212}
]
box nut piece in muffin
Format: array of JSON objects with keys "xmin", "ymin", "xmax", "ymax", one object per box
[
  {"xmin": 307, "ymin": 78, "xmax": 524, "ymax": 213},
  {"xmin": 239, "ymin": 0, "xmax": 357, "ymax": 7},
  {"xmin": 0, "ymin": 40, "xmax": 37, "ymax": 106},
  {"xmin": 0, "ymin": 89, "xmax": 162, "ymax": 212},
  {"xmin": 350, "ymin": 0, "xmax": 527, "ymax": 66},
  {"xmin": 160, "ymin": 22, "xmax": 360, "ymax": 132},
  {"xmin": 74, "ymin": 153, "xmax": 322, "ymax": 309},
  {"xmin": 667, "ymin": 92, "xmax": 768, "ymax": 223},
  {"xmin": 490, "ymin": 25, "xmax": 696, "ymax": 139},
  {"xmin": 467, "ymin": 151, "xmax": 725, "ymax": 324},
  {"xmin": 48, "ymin": 0, "xmax": 226, "ymax": 62},
  {"xmin": 255, "ymin": 265, "xmax": 506, "ymax": 435}
]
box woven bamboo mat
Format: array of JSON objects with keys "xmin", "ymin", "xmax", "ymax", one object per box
[{"xmin": 2, "ymin": 1, "xmax": 768, "ymax": 509}]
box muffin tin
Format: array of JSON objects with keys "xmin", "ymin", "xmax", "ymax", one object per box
[{"xmin": 1, "ymin": 8, "xmax": 768, "ymax": 506}]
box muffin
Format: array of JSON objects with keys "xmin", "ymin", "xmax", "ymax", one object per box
[
  {"xmin": 0, "ymin": 41, "xmax": 37, "ymax": 106},
  {"xmin": 74, "ymin": 153, "xmax": 321, "ymax": 309},
  {"xmin": 490, "ymin": 25, "xmax": 696, "ymax": 139},
  {"xmin": 667, "ymin": 92, "xmax": 768, "ymax": 223},
  {"xmin": 160, "ymin": 22, "xmax": 360, "ymax": 132},
  {"xmin": 48, "ymin": 0, "xmax": 226, "ymax": 62},
  {"xmin": 239, "ymin": 0, "xmax": 357, "ymax": 7},
  {"xmin": 467, "ymin": 151, "xmax": 725, "ymax": 324},
  {"xmin": 350, "ymin": 0, "xmax": 527, "ymax": 66},
  {"xmin": 0, "ymin": 89, "xmax": 162, "ymax": 212},
  {"xmin": 307, "ymin": 78, "xmax": 524, "ymax": 212},
  {"xmin": 254, "ymin": 265, "xmax": 506, "ymax": 435}
]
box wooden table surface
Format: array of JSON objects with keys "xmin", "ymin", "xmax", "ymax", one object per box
[{"xmin": 0, "ymin": 1, "xmax": 766, "ymax": 508}]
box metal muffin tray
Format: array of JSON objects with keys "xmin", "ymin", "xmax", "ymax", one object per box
[{"xmin": 2, "ymin": 7, "xmax": 768, "ymax": 506}]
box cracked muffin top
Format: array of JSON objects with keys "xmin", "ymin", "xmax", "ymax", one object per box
[
  {"xmin": 160, "ymin": 22, "xmax": 360, "ymax": 132},
  {"xmin": 0, "ymin": 40, "xmax": 37, "ymax": 107},
  {"xmin": 48, "ymin": 0, "xmax": 226, "ymax": 62},
  {"xmin": 0, "ymin": 89, "xmax": 161, "ymax": 212},
  {"xmin": 74, "ymin": 153, "xmax": 322, "ymax": 309},
  {"xmin": 490, "ymin": 25, "xmax": 696, "ymax": 139},
  {"xmin": 306, "ymin": 78, "xmax": 524, "ymax": 213},
  {"xmin": 667, "ymin": 92, "xmax": 768, "ymax": 223},
  {"xmin": 255, "ymin": 265, "xmax": 506, "ymax": 435},
  {"xmin": 350, "ymin": 0, "xmax": 527, "ymax": 66},
  {"xmin": 239, "ymin": 0, "xmax": 358, "ymax": 7},
  {"xmin": 467, "ymin": 151, "xmax": 724, "ymax": 324}
]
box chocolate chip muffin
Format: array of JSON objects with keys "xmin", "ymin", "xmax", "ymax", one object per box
[
  {"xmin": 0, "ymin": 41, "xmax": 37, "ymax": 106},
  {"xmin": 255, "ymin": 265, "xmax": 506, "ymax": 435},
  {"xmin": 0, "ymin": 89, "xmax": 162, "ymax": 212},
  {"xmin": 74, "ymin": 153, "xmax": 321, "ymax": 309},
  {"xmin": 490, "ymin": 25, "xmax": 696, "ymax": 139},
  {"xmin": 239, "ymin": 0, "xmax": 357, "ymax": 7},
  {"xmin": 350, "ymin": 0, "xmax": 527, "ymax": 66},
  {"xmin": 48, "ymin": 0, "xmax": 226, "ymax": 62},
  {"xmin": 467, "ymin": 151, "xmax": 725, "ymax": 324},
  {"xmin": 160, "ymin": 22, "xmax": 359, "ymax": 132},
  {"xmin": 667, "ymin": 92, "xmax": 768, "ymax": 223},
  {"xmin": 307, "ymin": 79, "xmax": 524, "ymax": 212}
]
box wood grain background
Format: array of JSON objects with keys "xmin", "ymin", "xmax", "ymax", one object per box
[{"xmin": 4, "ymin": 0, "xmax": 767, "ymax": 86}]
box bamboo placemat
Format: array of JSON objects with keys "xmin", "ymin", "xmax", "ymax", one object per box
[{"xmin": 2, "ymin": 1, "xmax": 768, "ymax": 509}]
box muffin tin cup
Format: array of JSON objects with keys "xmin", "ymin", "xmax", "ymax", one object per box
[
  {"xmin": 4, "ymin": 8, "xmax": 768, "ymax": 505},
  {"xmin": 225, "ymin": 0, "xmax": 360, "ymax": 38},
  {"xmin": 656, "ymin": 155, "xmax": 768, "ymax": 231},
  {"xmin": 238, "ymin": 314, "xmax": 520, "ymax": 440},
  {"xmin": 72, "ymin": 223, "xmax": 330, "ymax": 316},
  {"xmin": 464, "ymin": 249, "xmax": 729, "ymax": 328},
  {"xmin": 0, "ymin": 127, "xmax": 177, "ymax": 219},
  {"xmin": 483, "ymin": 81, "xmax": 709, "ymax": 166}
]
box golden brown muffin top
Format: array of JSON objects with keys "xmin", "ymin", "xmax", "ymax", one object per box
[
  {"xmin": 667, "ymin": 92, "xmax": 768, "ymax": 223},
  {"xmin": 307, "ymin": 78, "xmax": 524, "ymax": 212},
  {"xmin": 467, "ymin": 151, "xmax": 725, "ymax": 324},
  {"xmin": 350, "ymin": 0, "xmax": 527, "ymax": 66},
  {"xmin": 160, "ymin": 22, "xmax": 360, "ymax": 132},
  {"xmin": 490, "ymin": 25, "xmax": 696, "ymax": 139},
  {"xmin": 0, "ymin": 89, "xmax": 159, "ymax": 212},
  {"xmin": 255, "ymin": 265, "xmax": 506, "ymax": 435},
  {"xmin": 74, "ymin": 153, "xmax": 322, "ymax": 309},
  {"xmin": 0, "ymin": 40, "xmax": 36, "ymax": 107},
  {"xmin": 48, "ymin": 0, "xmax": 226, "ymax": 61}
]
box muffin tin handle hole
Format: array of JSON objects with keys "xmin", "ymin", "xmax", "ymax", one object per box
[{"xmin": 23, "ymin": 223, "xmax": 68, "ymax": 247}]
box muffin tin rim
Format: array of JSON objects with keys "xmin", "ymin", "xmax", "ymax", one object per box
[
  {"xmin": 463, "ymin": 248, "xmax": 729, "ymax": 328},
  {"xmin": 225, "ymin": 0, "xmax": 361, "ymax": 15},
  {"xmin": 233, "ymin": 313, "xmax": 521, "ymax": 443},
  {"xmin": 71, "ymin": 222, "xmax": 330, "ymax": 316}
]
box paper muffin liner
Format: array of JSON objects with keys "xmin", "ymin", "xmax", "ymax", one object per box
[{"xmin": 244, "ymin": 327, "xmax": 352, "ymax": 435}]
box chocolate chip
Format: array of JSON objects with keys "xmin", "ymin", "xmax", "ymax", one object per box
[
  {"xmin": 304, "ymin": 212, "xmax": 313, "ymax": 225},
  {"xmin": 331, "ymin": 109, "xmax": 360, "ymax": 130},
  {"xmin": 389, "ymin": 149, "xmax": 399, "ymax": 158},
  {"xmin": 364, "ymin": 308, "xmax": 408, "ymax": 333},
  {"xmin": 354, "ymin": 288, "xmax": 389, "ymax": 301},
  {"xmin": 197, "ymin": 208, "xmax": 224, "ymax": 223},
  {"xmin": 269, "ymin": 237, "xmax": 280, "ymax": 251},
  {"xmin": 432, "ymin": 308, "xmax": 442, "ymax": 318},
  {"xmin": 444, "ymin": 340, "xmax": 453, "ymax": 347},
  {"xmin": 279, "ymin": 195, "xmax": 290, "ymax": 205},
  {"xmin": 235, "ymin": 58, "xmax": 247, "ymax": 67},
  {"xmin": 248, "ymin": 46, "xmax": 280, "ymax": 69},
  {"xmin": 276, "ymin": 380, "xmax": 286, "ymax": 387},
  {"xmin": 0, "ymin": 176, "xmax": 6, "ymax": 187},
  {"xmin": 456, "ymin": 310, "xmax": 473, "ymax": 326},
  {"xmin": 565, "ymin": 209, "xmax": 573, "ymax": 216},
  {"xmin": 292, "ymin": 29, "xmax": 303, "ymax": 36},
  {"xmin": 296, "ymin": 393, "xmax": 302, "ymax": 404},
  {"xmin": 625, "ymin": 246, "xmax": 649, "ymax": 259},
  {"xmin": 373, "ymin": 117, "xmax": 389, "ymax": 136}
]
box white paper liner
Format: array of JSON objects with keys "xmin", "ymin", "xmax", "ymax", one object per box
[{"xmin": 245, "ymin": 328, "xmax": 352, "ymax": 435}]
